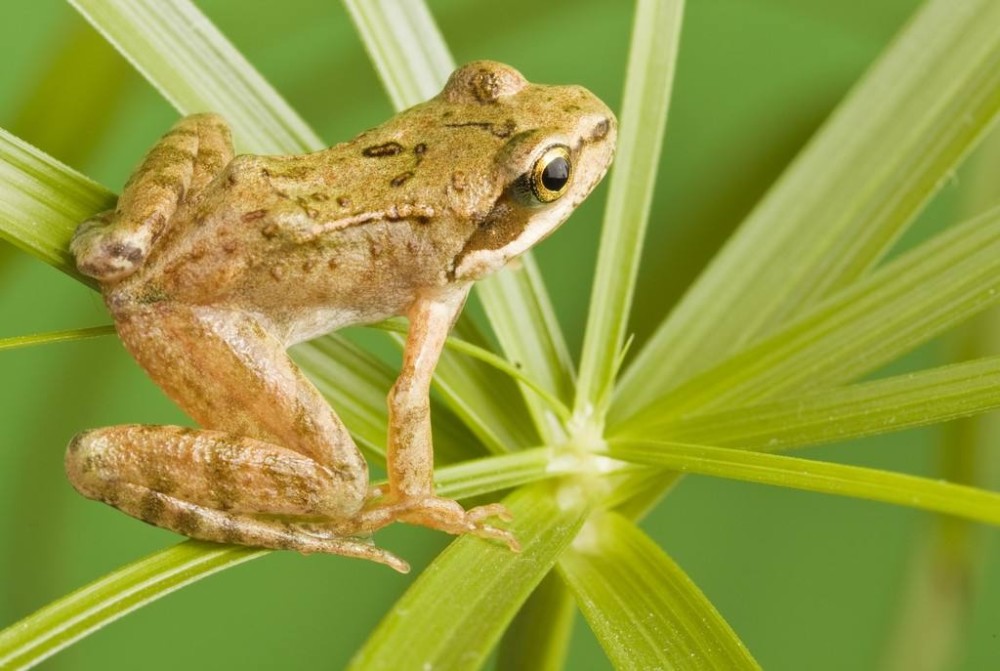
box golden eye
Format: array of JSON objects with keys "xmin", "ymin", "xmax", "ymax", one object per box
[{"xmin": 529, "ymin": 145, "xmax": 572, "ymax": 203}]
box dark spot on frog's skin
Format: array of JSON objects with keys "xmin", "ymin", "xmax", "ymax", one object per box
[
  {"xmin": 563, "ymin": 104, "xmax": 581, "ymax": 113},
  {"xmin": 156, "ymin": 145, "xmax": 198, "ymax": 165},
  {"xmin": 165, "ymin": 127, "xmax": 198, "ymax": 139},
  {"xmin": 174, "ymin": 508, "xmax": 201, "ymax": 536},
  {"xmin": 414, "ymin": 143, "xmax": 427, "ymax": 163},
  {"xmin": 67, "ymin": 433, "xmax": 85, "ymax": 455},
  {"xmin": 591, "ymin": 117, "xmax": 611, "ymax": 141},
  {"xmin": 139, "ymin": 491, "xmax": 166, "ymax": 523},
  {"xmin": 136, "ymin": 284, "xmax": 170, "ymax": 305},
  {"xmin": 261, "ymin": 223, "xmax": 280, "ymax": 239},
  {"xmin": 362, "ymin": 142, "xmax": 404, "ymax": 157},
  {"xmin": 221, "ymin": 240, "xmax": 239, "ymax": 254},
  {"xmin": 227, "ymin": 173, "xmax": 238, "ymax": 187},
  {"xmin": 106, "ymin": 241, "xmax": 145, "ymax": 263},
  {"xmin": 311, "ymin": 192, "xmax": 330, "ymax": 202},
  {"xmin": 270, "ymin": 265, "xmax": 285, "ymax": 281},
  {"xmin": 368, "ymin": 238, "xmax": 384, "ymax": 258},
  {"xmin": 302, "ymin": 259, "xmax": 316, "ymax": 272},
  {"xmin": 328, "ymin": 258, "xmax": 338, "ymax": 270},
  {"xmin": 470, "ymin": 69, "xmax": 503, "ymax": 103},
  {"xmin": 242, "ymin": 209, "xmax": 268, "ymax": 222},
  {"xmin": 275, "ymin": 164, "xmax": 312, "ymax": 180},
  {"xmin": 199, "ymin": 148, "xmax": 225, "ymax": 170},
  {"xmin": 390, "ymin": 171, "xmax": 414, "ymax": 187},
  {"xmin": 443, "ymin": 119, "xmax": 516, "ymax": 138},
  {"xmin": 337, "ymin": 196, "xmax": 352, "ymax": 208}
]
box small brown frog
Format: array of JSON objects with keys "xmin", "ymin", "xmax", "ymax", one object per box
[{"xmin": 66, "ymin": 61, "xmax": 616, "ymax": 572}]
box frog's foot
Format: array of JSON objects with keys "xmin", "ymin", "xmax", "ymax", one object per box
[
  {"xmin": 358, "ymin": 495, "xmax": 520, "ymax": 551},
  {"xmin": 76, "ymin": 480, "xmax": 410, "ymax": 573}
]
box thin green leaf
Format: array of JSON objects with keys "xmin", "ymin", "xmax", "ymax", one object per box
[
  {"xmin": 431, "ymin": 447, "xmax": 560, "ymax": 500},
  {"xmin": 496, "ymin": 572, "xmax": 577, "ymax": 671},
  {"xmin": 68, "ymin": 0, "xmax": 322, "ymax": 154},
  {"xmin": 574, "ymin": 0, "xmax": 684, "ymax": 422},
  {"xmin": 0, "ymin": 541, "xmax": 264, "ymax": 671},
  {"xmin": 0, "ymin": 126, "xmax": 113, "ymax": 284},
  {"xmin": 0, "ymin": 326, "xmax": 115, "ymax": 352},
  {"xmin": 617, "ymin": 204, "xmax": 1000, "ymax": 428},
  {"xmin": 476, "ymin": 258, "xmax": 576, "ymax": 443},
  {"xmin": 341, "ymin": 0, "xmax": 453, "ymax": 108},
  {"xmin": 8, "ymin": 19, "xmax": 131, "ymax": 170},
  {"xmin": 349, "ymin": 481, "xmax": 594, "ymax": 671},
  {"xmin": 607, "ymin": 441, "xmax": 1000, "ymax": 526},
  {"xmin": 559, "ymin": 511, "xmax": 760, "ymax": 671},
  {"xmin": 615, "ymin": 0, "xmax": 1000, "ymax": 419},
  {"xmin": 344, "ymin": 0, "xmax": 577, "ymax": 444},
  {"xmin": 621, "ymin": 355, "xmax": 1000, "ymax": 452}
]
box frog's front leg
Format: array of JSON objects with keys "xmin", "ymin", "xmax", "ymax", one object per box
[
  {"xmin": 359, "ymin": 289, "xmax": 520, "ymax": 550},
  {"xmin": 65, "ymin": 303, "xmax": 408, "ymax": 572},
  {"xmin": 72, "ymin": 113, "xmax": 233, "ymax": 281}
]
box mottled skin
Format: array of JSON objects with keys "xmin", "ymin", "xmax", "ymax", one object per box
[{"xmin": 65, "ymin": 61, "xmax": 616, "ymax": 572}]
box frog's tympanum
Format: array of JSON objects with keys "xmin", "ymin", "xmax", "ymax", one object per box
[{"xmin": 66, "ymin": 61, "xmax": 616, "ymax": 572}]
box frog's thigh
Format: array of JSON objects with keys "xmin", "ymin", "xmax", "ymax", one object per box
[
  {"xmin": 114, "ymin": 303, "xmax": 368, "ymax": 515},
  {"xmin": 72, "ymin": 114, "xmax": 234, "ymax": 281}
]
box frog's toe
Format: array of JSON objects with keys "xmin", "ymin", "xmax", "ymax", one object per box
[
  {"xmin": 359, "ymin": 495, "xmax": 520, "ymax": 552},
  {"xmin": 71, "ymin": 214, "xmax": 149, "ymax": 281}
]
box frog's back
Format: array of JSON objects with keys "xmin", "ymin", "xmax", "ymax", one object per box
[{"xmin": 108, "ymin": 150, "xmax": 472, "ymax": 342}]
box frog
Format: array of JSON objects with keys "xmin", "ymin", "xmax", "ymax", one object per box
[{"xmin": 65, "ymin": 61, "xmax": 616, "ymax": 573}]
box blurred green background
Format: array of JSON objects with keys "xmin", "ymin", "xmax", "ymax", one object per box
[{"xmin": 1, "ymin": 1, "xmax": 998, "ymax": 669}]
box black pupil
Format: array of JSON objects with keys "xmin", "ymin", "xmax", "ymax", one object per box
[{"xmin": 540, "ymin": 156, "xmax": 569, "ymax": 192}]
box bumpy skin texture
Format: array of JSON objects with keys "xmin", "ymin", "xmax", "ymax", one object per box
[{"xmin": 66, "ymin": 61, "xmax": 617, "ymax": 572}]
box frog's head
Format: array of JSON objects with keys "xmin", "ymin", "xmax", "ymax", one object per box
[{"xmin": 430, "ymin": 61, "xmax": 618, "ymax": 281}]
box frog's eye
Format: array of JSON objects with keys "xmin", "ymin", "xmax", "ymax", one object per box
[{"xmin": 527, "ymin": 145, "xmax": 572, "ymax": 203}]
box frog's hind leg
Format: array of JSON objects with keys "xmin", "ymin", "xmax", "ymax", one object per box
[
  {"xmin": 65, "ymin": 303, "xmax": 395, "ymax": 568},
  {"xmin": 66, "ymin": 425, "xmax": 409, "ymax": 573},
  {"xmin": 72, "ymin": 113, "xmax": 234, "ymax": 281}
]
